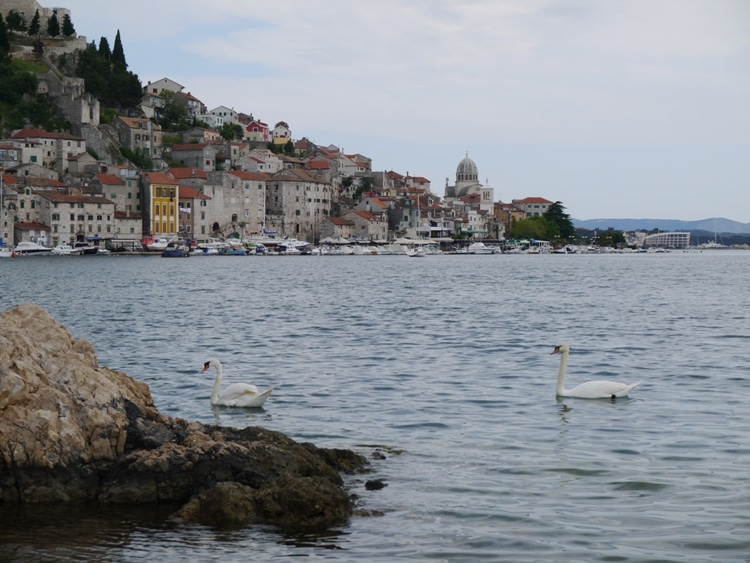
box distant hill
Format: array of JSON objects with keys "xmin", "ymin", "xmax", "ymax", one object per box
[{"xmin": 573, "ymin": 217, "xmax": 750, "ymax": 234}]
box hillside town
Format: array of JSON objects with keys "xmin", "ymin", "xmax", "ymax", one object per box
[{"xmin": 0, "ymin": 1, "xmax": 577, "ymax": 255}]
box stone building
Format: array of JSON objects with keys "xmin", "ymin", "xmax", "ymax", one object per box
[
  {"xmin": 443, "ymin": 152, "xmax": 494, "ymax": 213},
  {"xmin": 265, "ymin": 168, "xmax": 332, "ymax": 242}
]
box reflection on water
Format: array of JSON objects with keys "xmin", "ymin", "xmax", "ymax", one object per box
[{"xmin": 1, "ymin": 252, "xmax": 750, "ymax": 561}]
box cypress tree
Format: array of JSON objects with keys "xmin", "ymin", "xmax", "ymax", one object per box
[
  {"xmin": 61, "ymin": 13, "xmax": 75, "ymax": 37},
  {"xmin": 112, "ymin": 30, "xmax": 127, "ymax": 69},
  {"xmin": 98, "ymin": 36, "xmax": 111, "ymax": 61},
  {"xmin": 46, "ymin": 12, "xmax": 60, "ymax": 37},
  {"xmin": 29, "ymin": 10, "xmax": 41, "ymax": 36}
]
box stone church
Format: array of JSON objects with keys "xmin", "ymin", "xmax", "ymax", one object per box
[{"xmin": 443, "ymin": 152, "xmax": 495, "ymax": 213}]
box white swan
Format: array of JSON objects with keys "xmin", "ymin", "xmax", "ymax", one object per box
[
  {"xmin": 201, "ymin": 358, "xmax": 274, "ymax": 407},
  {"xmin": 551, "ymin": 344, "xmax": 641, "ymax": 399}
]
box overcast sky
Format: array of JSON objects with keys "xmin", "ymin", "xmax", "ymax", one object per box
[{"xmin": 61, "ymin": 0, "xmax": 749, "ymax": 221}]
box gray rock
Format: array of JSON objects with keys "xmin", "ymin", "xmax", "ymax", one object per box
[{"xmin": 0, "ymin": 303, "xmax": 369, "ymax": 530}]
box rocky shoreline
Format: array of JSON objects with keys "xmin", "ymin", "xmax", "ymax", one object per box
[{"xmin": 0, "ymin": 303, "xmax": 372, "ymax": 530}]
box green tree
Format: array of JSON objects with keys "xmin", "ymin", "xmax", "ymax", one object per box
[
  {"xmin": 108, "ymin": 66, "xmax": 144, "ymax": 108},
  {"xmin": 543, "ymin": 201, "xmax": 576, "ymax": 241},
  {"xmin": 594, "ymin": 228, "xmax": 626, "ymax": 248},
  {"xmin": 98, "ymin": 36, "xmax": 111, "ymax": 61},
  {"xmin": 28, "ymin": 10, "xmax": 41, "ymax": 36},
  {"xmin": 511, "ymin": 216, "xmax": 550, "ymax": 240},
  {"xmin": 120, "ymin": 146, "xmax": 153, "ymax": 169},
  {"xmin": 158, "ymin": 95, "xmax": 190, "ymax": 131},
  {"xmin": 33, "ymin": 37, "xmax": 44, "ymax": 61},
  {"xmin": 283, "ymin": 139, "xmax": 294, "ymax": 155},
  {"xmin": 0, "ymin": 64, "xmax": 38, "ymax": 105},
  {"xmin": 112, "ymin": 30, "xmax": 126, "ymax": 69},
  {"xmin": 0, "ymin": 16, "xmax": 10, "ymax": 60},
  {"xmin": 219, "ymin": 122, "xmax": 243, "ymax": 140},
  {"xmin": 61, "ymin": 13, "xmax": 75, "ymax": 37},
  {"xmin": 6, "ymin": 10, "xmax": 27, "ymax": 33},
  {"xmin": 46, "ymin": 12, "xmax": 60, "ymax": 37},
  {"xmin": 76, "ymin": 39, "xmax": 143, "ymax": 110},
  {"xmin": 9, "ymin": 93, "xmax": 70, "ymax": 131}
]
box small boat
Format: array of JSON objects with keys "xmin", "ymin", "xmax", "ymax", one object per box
[
  {"xmin": 466, "ymin": 242, "xmax": 495, "ymax": 254},
  {"xmin": 406, "ymin": 247, "xmax": 427, "ymax": 258},
  {"xmin": 0, "ymin": 246, "xmax": 12, "ymax": 258},
  {"xmin": 225, "ymin": 242, "xmax": 248, "ymax": 255},
  {"xmin": 147, "ymin": 238, "xmax": 171, "ymax": 252},
  {"xmin": 73, "ymin": 242, "xmax": 99, "ymax": 255},
  {"xmin": 161, "ymin": 240, "xmax": 190, "ymax": 258},
  {"xmin": 197, "ymin": 238, "xmax": 230, "ymax": 255},
  {"xmin": 52, "ymin": 244, "xmax": 83, "ymax": 256},
  {"xmin": 161, "ymin": 246, "xmax": 189, "ymax": 258},
  {"xmin": 13, "ymin": 241, "xmax": 53, "ymax": 255}
]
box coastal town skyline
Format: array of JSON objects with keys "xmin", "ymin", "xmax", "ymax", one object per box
[
  {"xmin": 13, "ymin": 1, "xmax": 750, "ymax": 222},
  {"xmin": 4, "ymin": 0, "xmax": 750, "ymax": 222}
]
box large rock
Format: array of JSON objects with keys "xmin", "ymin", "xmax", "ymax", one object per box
[{"xmin": 0, "ymin": 303, "xmax": 369, "ymax": 530}]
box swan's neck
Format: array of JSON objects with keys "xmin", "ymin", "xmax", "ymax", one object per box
[
  {"xmin": 556, "ymin": 350, "xmax": 569, "ymax": 396},
  {"xmin": 210, "ymin": 363, "xmax": 223, "ymax": 405}
]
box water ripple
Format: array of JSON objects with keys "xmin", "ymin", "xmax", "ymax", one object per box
[{"xmin": 1, "ymin": 252, "xmax": 750, "ymax": 561}]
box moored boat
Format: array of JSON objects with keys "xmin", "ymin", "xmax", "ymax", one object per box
[
  {"xmin": 13, "ymin": 241, "xmax": 53, "ymax": 256},
  {"xmin": 466, "ymin": 241, "xmax": 495, "ymax": 254},
  {"xmin": 52, "ymin": 244, "xmax": 83, "ymax": 256},
  {"xmin": 73, "ymin": 242, "xmax": 99, "ymax": 255},
  {"xmin": 161, "ymin": 241, "xmax": 190, "ymax": 257}
]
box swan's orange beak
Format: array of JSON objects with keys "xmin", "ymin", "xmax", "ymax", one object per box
[
  {"xmin": 551, "ymin": 346, "xmax": 561, "ymax": 355},
  {"xmin": 201, "ymin": 362, "xmax": 210, "ymax": 373}
]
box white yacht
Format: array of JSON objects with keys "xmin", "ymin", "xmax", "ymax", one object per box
[{"xmin": 13, "ymin": 241, "xmax": 53, "ymax": 255}]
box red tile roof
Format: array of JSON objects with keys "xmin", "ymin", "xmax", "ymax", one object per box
[
  {"xmin": 514, "ymin": 197, "xmax": 552, "ymax": 205},
  {"xmin": 168, "ymin": 167, "xmax": 208, "ymax": 179},
  {"xmin": 145, "ymin": 172, "xmax": 178, "ymax": 185},
  {"xmin": 11, "ymin": 128, "xmax": 83, "ymax": 140},
  {"xmin": 178, "ymin": 185, "xmax": 211, "ymax": 199},
  {"xmin": 95, "ymin": 173, "xmax": 126, "ymax": 186},
  {"xmin": 351, "ymin": 210, "xmax": 376, "ymax": 221},
  {"xmin": 36, "ymin": 191, "xmax": 114, "ymax": 204},
  {"xmin": 329, "ymin": 217, "xmax": 353, "ymax": 226}
]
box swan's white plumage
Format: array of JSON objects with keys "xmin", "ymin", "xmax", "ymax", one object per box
[
  {"xmin": 202, "ymin": 358, "xmax": 273, "ymax": 407},
  {"xmin": 552, "ymin": 344, "xmax": 641, "ymax": 399}
]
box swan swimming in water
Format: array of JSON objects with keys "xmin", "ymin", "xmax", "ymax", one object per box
[
  {"xmin": 201, "ymin": 358, "xmax": 274, "ymax": 407},
  {"xmin": 551, "ymin": 344, "xmax": 641, "ymax": 399}
]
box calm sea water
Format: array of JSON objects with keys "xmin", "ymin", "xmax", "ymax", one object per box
[{"xmin": 1, "ymin": 251, "xmax": 749, "ymax": 562}]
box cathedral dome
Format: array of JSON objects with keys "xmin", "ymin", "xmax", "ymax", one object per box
[{"xmin": 456, "ymin": 153, "xmax": 478, "ymax": 183}]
